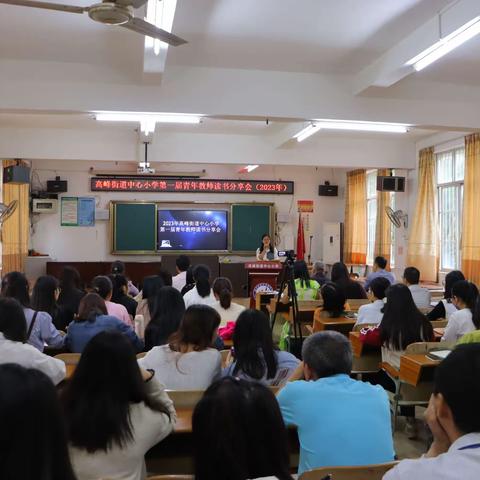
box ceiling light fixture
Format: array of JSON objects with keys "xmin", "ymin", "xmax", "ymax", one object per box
[
  {"xmin": 238, "ymin": 165, "xmax": 259, "ymax": 173},
  {"xmin": 145, "ymin": 0, "xmax": 178, "ymax": 56},
  {"xmin": 406, "ymin": 16, "xmax": 480, "ymax": 72},
  {"xmin": 293, "ymin": 120, "xmax": 408, "ymax": 142}
]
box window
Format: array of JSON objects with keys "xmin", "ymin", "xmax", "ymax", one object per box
[
  {"xmin": 436, "ymin": 148, "xmax": 464, "ymax": 271},
  {"xmin": 366, "ymin": 171, "xmax": 377, "ymax": 266}
]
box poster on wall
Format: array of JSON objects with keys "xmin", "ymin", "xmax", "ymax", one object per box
[{"xmin": 61, "ymin": 197, "xmax": 95, "ymax": 226}]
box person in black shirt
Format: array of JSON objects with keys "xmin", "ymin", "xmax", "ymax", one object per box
[
  {"xmin": 57, "ymin": 266, "xmax": 85, "ymax": 316},
  {"xmin": 427, "ymin": 270, "xmax": 465, "ymax": 321},
  {"xmin": 110, "ymin": 274, "xmax": 138, "ymax": 318},
  {"xmin": 331, "ymin": 262, "xmax": 367, "ymax": 299}
]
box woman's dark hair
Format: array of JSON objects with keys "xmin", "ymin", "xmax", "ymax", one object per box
[
  {"xmin": 109, "ymin": 274, "xmax": 128, "ymax": 303},
  {"xmin": 369, "ymin": 276, "xmax": 390, "ymax": 300},
  {"xmin": 111, "ymin": 260, "xmax": 125, "ymax": 275},
  {"xmin": 76, "ymin": 293, "xmax": 108, "ymax": 322},
  {"xmin": 258, "ymin": 233, "xmax": 274, "ymax": 254},
  {"xmin": 91, "ymin": 275, "xmax": 113, "ymax": 300},
  {"xmin": 169, "ymin": 305, "xmax": 220, "ymax": 352},
  {"xmin": 451, "ymin": 280, "xmax": 478, "ymax": 314},
  {"xmin": 0, "ymin": 297, "xmax": 27, "ymax": 342},
  {"xmin": 444, "ymin": 270, "xmax": 466, "ymax": 300},
  {"xmin": 212, "ymin": 277, "xmax": 233, "ymax": 309},
  {"xmin": 193, "ymin": 377, "xmax": 293, "ymax": 480},
  {"xmin": 59, "ymin": 266, "xmax": 81, "ymax": 291},
  {"xmin": 193, "ymin": 264, "xmax": 211, "ymax": 298},
  {"xmin": 1, "ymin": 271, "xmax": 30, "ymax": 307},
  {"xmin": 321, "ymin": 283, "xmax": 346, "ymax": 318},
  {"xmin": 158, "ymin": 269, "xmax": 173, "ymax": 287},
  {"xmin": 185, "ymin": 266, "xmax": 194, "ymax": 285},
  {"xmin": 61, "ymin": 330, "xmax": 171, "ymax": 453},
  {"xmin": 0, "ymin": 364, "xmax": 77, "ymax": 480},
  {"xmin": 380, "ymin": 284, "xmax": 433, "ymax": 350},
  {"xmin": 232, "ymin": 309, "xmax": 278, "ymax": 380},
  {"xmin": 330, "ymin": 262, "xmax": 350, "ymax": 284},
  {"xmin": 141, "ymin": 275, "xmax": 165, "ymax": 315},
  {"xmin": 31, "ymin": 275, "xmax": 59, "ymax": 316},
  {"xmin": 145, "ymin": 287, "xmax": 186, "ymax": 350},
  {"xmin": 293, "ymin": 260, "xmax": 311, "ymax": 289}
]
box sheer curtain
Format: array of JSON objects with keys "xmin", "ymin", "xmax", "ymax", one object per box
[
  {"xmin": 344, "ymin": 169, "xmax": 367, "ymax": 265},
  {"xmin": 374, "ymin": 168, "xmax": 392, "ymax": 268},
  {"xmin": 407, "ymin": 147, "xmax": 438, "ymax": 282},
  {"xmin": 462, "ymin": 134, "xmax": 480, "ymax": 284},
  {"xmin": 2, "ymin": 160, "xmax": 29, "ymax": 275}
]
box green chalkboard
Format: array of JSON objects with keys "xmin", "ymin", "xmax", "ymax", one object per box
[
  {"xmin": 112, "ymin": 203, "xmax": 156, "ymax": 253},
  {"xmin": 231, "ymin": 204, "xmax": 272, "ymax": 252}
]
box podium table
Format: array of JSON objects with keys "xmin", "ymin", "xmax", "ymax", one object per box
[{"xmin": 244, "ymin": 261, "xmax": 283, "ymax": 308}]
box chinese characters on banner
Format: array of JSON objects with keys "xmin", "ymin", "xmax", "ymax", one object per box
[
  {"xmin": 159, "ymin": 219, "xmax": 222, "ymax": 234},
  {"xmin": 297, "ymin": 200, "xmax": 314, "ymax": 233},
  {"xmin": 90, "ymin": 177, "xmax": 294, "ymax": 194}
]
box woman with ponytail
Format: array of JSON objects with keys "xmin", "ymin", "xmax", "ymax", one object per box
[
  {"xmin": 442, "ymin": 280, "xmax": 479, "ymax": 342},
  {"xmin": 183, "ymin": 265, "xmax": 217, "ymax": 308},
  {"xmin": 212, "ymin": 277, "xmax": 245, "ymax": 327}
]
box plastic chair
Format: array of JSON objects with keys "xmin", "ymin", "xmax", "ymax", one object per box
[{"xmin": 299, "ymin": 461, "xmax": 398, "ymax": 480}]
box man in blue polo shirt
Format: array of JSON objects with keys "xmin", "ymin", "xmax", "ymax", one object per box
[
  {"xmin": 277, "ymin": 331, "xmax": 394, "ymax": 476},
  {"xmin": 364, "ymin": 256, "xmax": 396, "ymax": 290}
]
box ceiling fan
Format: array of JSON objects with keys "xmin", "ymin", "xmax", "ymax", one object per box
[{"xmin": 0, "ymin": 0, "xmax": 187, "ymax": 46}]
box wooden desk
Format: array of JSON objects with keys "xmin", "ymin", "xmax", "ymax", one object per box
[
  {"xmin": 349, "ymin": 331, "xmax": 382, "ymax": 373},
  {"xmin": 399, "ymin": 354, "xmax": 440, "ymax": 386},
  {"xmin": 314, "ymin": 315, "xmax": 356, "ymax": 335}
]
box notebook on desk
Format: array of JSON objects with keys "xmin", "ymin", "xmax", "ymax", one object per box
[{"xmin": 426, "ymin": 350, "xmax": 451, "ymax": 361}]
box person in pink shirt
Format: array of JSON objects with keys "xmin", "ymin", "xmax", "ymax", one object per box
[{"xmin": 91, "ymin": 276, "xmax": 132, "ymax": 326}]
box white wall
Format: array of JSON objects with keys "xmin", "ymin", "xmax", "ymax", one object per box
[{"xmin": 30, "ymin": 160, "xmax": 346, "ymax": 263}]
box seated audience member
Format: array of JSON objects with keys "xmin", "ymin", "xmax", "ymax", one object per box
[
  {"xmin": 360, "ymin": 283, "xmax": 433, "ymax": 437},
  {"xmin": 403, "ymin": 266, "xmax": 431, "ymax": 308},
  {"xmin": 1, "ymin": 271, "xmax": 64, "ymax": 352},
  {"xmin": 356, "ymin": 276, "xmax": 390, "ymax": 326},
  {"xmin": 442, "ymin": 281, "xmax": 479, "ymax": 343},
  {"xmin": 193, "ymin": 377, "xmax": 294, "ymax": 480},
  {"xmin": 31, "ymin": 274, "xmax": 73, "ymax": 331},
  {"xmin": 0, "ymin": 297, "xmax": 65, "ymax": 385},
  {"xmin": 0, "ymin": 364, "xmax": 76, "ymax": 480},
  {"xmin": 277, "ymin": 331, "xmax": 394, "ymax": 475},
  {"xmin": 57, "ymin": 265, "xmax": 85, "ymax": 316},
  {"xmin": 312, "ymin": 283, "xmax": 350, "ymax": 332},
  {"xmin": 331, "ymin": 261, "xmax": 367, "ymax": 299},
  {"xmin": 144, "ymin": 286, "xmax": 186, "ymax": 351},
  {"xmin": 110, "ymin": 274, "xmax": 138, "ymax": 318},
  {"xmin": 183, "ymin": 264, "xmax": 217, "ymax": 308},
  {"xmin": 172, "ymin": 255, "xmax": 190, "ymax": 292},
  {"xmin": 135, "ymin": 275, "xmax": 165, "ymax": 327},
  {"xmin": 181, "ymin": 266, "xmax": 196, "ymax": 296},
  {"xmin": 139, "ymin": 305, "xmax": 221, "ymax": 390},
  {"xmin": 91, "ymin": 275, "xmax": 131, "ymax": 326},
  {"xmin": 311, "ymin": 261, "xmax": 328, "ymax": 286},
  {"xmin": 158, "ymin": 268, "xmax": 173, "ymax": 287},
  {"xmin": 428, "ymin": 270, "xmax": 465, "ymax": 321},
  {"xmin": 212, "ymin": 277, "xmax": 245, "ymax": 327},
  {"xmin": 61, "ymin": 331, "xmax": 175, "ymax": 480},
  {"xmin": 111, "ymin": 260, "xmax": 139, "ymax": 297},
  {"xmin": 290, "ymin": 260, "xmax": 321, "ymax": 301},
  {"xmin": 384, "ymin": 344, "xmax": 480, "ymax": 480},
  {"xmin": 223, "ymin": 309, "xmax": 299, "ymax": 386},
  {"xmin": 65, "ymin": 293, "xmax": 143, "ymax": 353},
  {"xmin": 364, "ymin": 256, "xmax": 395, "ymax": 290}
]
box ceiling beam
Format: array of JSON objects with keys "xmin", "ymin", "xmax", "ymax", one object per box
[{"xmin": 354, "ymin": 0, "xmax": 480, "ymax": 94}]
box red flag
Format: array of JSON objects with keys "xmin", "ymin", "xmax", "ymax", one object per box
[{"xmin": 297, "ymin": 214, "xmax": 305, "ymax": 260}]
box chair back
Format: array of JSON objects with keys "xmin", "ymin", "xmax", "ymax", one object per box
[
  {"xmin": 54, "ymin": 353, "xmax": 81, "ymax": 365},
  {"xmin": 166, "ymin": 390, "xmax": 205, "ymax": 409},
  {"xmin": 220, "ymin": 349, "xmax": 230, "ymax": 368},
  {"xmin": 353, "ymin": 323, "xmax": 377, "ymax": 332},
  {"xmin": 405, "ymin": 341, "xmax": 454, "ymax": 354},
  {"xmin": 136, "ymin": 352, "xmax": 147, "ymax": 359},
  {"xmin": 430, "ymin": 319, "xmax": 448, "ymax": 328},
  {"xmin": 299, "ymin": 462, "xmax": 398, "ymax": 480},
  {"xmin": 346, "ymin": 299, "xmax": 370, "ymax": 311}
]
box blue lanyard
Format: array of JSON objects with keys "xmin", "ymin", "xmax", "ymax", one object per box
[{"xmin": 458, "ymin": 443, "xmax": 480, "ymax": 451}]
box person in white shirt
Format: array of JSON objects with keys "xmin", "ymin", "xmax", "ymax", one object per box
[
  {"xmin": 384, "ymin": 343, "xmax": 480, "ymax": 480},
  {"xmin": 0, "ymin": 297, "xmax": 65, "ymax": 385},
  {"xmin": 139, "ymin": 305, "xmax": 222, "ymax": 390},
  {"xmin": 192, "ymin": 377, "xmax": 294, "ymax": 480},
  {"xmin": 183, "ymin": 264, "xmax": 217, "ymax": 308},
  {"xmin": 356, "ymin": 276, "xmax": 390, "ymax": 326},
  {"xmin": 442, "ymin": 280, "xmax": 479, "ymax": 343},
  {"xmin": 172, "ymin": 255, "xmax": 190, "ymax": 292},
  {"xmin": 256, "ymin": 233, "xmax": 279, "ymax": 261},
  {"xmin": 212, "ymin": 277, "xmax": 245, "ymax": 327},
  {"xmin": 61, "ymin": 330, "xmax": 176, "ymax": 480},
  {"xmin": 403, "ymin": 266, "xmax": 431, "ymax": 309}
]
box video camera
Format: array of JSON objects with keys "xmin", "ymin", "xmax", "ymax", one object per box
[{"xmin": 278, "ymin": 249, "xmax": 297, "ymax": 264}]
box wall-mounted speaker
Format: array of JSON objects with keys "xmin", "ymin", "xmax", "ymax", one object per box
[
  {"xmin": 376, "ymin": 176, "xmax": 405, "ymax": 192},
  {"xmin": 318, "ymin": 182, "xmax": 338, "ymax": 197}
]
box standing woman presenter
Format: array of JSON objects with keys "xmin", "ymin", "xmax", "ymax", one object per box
[{"xmin": 256, "ymin": 234, "xmax": 279, "ymax": 261}]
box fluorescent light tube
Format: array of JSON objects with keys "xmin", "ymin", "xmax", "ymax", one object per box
[
  {"xmin": 94, "ymin": 112, "xmax": 202, "ymax": 124},
  {"xmin": 245, "ymin": 165, "xmax": 259, "ymax": 172},
  {"xmin": 316, "ymin": 121, "xmax": 408, "ymax": 133},
  {"xmin": 406, "ymin": 16, "xmax": 480, "ymax": 72},
  {"xmin": 293, "ymin": 124, "xmax": 322, "ymax": 142}
]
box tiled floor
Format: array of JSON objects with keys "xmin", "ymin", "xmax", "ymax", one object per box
[{"xmin": 394, "ymin": 409, "xmax": 430, "ymax": 460}]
